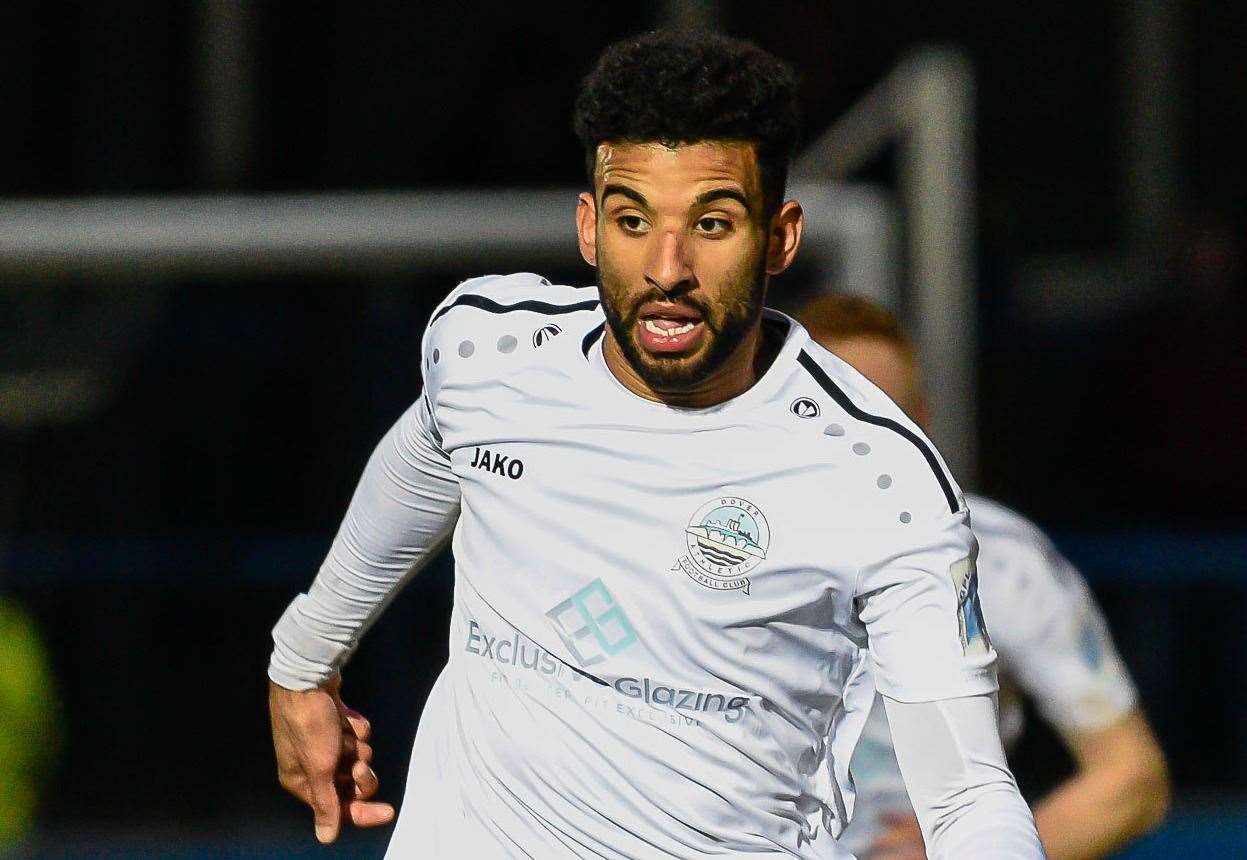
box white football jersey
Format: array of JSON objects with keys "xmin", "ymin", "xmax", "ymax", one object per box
[
  {"xmin": 840, "ymin": 494, "xmax": 1138, "ymax": 855},
  {"xmin": 371, "ymin": 272, "xmax": 995, "ymax": 859}
]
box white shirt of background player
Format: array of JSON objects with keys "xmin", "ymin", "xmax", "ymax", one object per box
[{"xmin": 804, "ymin": 306, "xmax": 1169, "ymax": 860}]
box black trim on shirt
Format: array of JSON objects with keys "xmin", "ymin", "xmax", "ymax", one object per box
[
  {"xmin": 762, "ymin": 315, "xmax": 790, "ymax": 339},
  {"xmin": 797, "ymin": 350, "xmax": 960, "ymax": 514},
  {"xmin": 430, "ymin": 294, "xmax": 601, "ymax": 325},
  {"xmin": 581, "ymin": 321, "xmax": 606, "ymax": 358}
]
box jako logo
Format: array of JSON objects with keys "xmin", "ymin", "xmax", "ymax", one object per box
[
  {"xmin": 790, "ymin": 397, "xmax": 820, "ymax": 418},
  {"xmin": 533, "ymin": 323, "xmax": 562, "ymax": 347},
  {"xmin": 469, "ymin": 447, "xmax": 524, "ymax": 480}
]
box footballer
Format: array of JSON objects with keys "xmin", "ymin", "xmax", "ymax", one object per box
[{"xmin": 267, "ymin": 32, "xmax": 1045, "ymax": 859}]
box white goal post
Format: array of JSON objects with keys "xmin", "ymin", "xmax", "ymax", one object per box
[
  {"xmin": 0, "ymin": 48, "xmax": 974, "ymax": 482},
  {"xmin": 0, "ymin": 184, "xmax": 894, "ymax": 298},
  {"xmin": 795, "ymin": 47, "xmax": 978, "ymax": 486}
]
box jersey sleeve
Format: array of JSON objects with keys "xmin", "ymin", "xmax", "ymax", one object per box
[
  {"xmin": 981, "ymin": 529, "xmax": 1138, "ymax": 734},
  {"xmin": 855, "ymin": 507, "xmax": 998, "ymax": 703},
  {"xmin": 884, "ymin": 695, "xmax": 1045, "ymax": 858},
  {"xmin": 267, "ymin": 304, "xmax": 464, "ymax": 691}
]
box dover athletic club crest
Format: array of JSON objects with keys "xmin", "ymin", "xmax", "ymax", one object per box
[{"xmin": 672, "ymin": 497, "xmax": 771, "ymax": 595}]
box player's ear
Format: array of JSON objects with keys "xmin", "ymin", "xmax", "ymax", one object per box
[
  {"xmin": 765, "ymin": 200, "xmax": 804, "ymax": 276},
  {"xmin": 576, "ymin": 192, "xmax": 598, "ymax": 267}
]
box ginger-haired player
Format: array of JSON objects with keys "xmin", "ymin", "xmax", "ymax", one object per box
[{"xmin": 800, "ymin": 293, "xmax": 1169, "ymax": 860}]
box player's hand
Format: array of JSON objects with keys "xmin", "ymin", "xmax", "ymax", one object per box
[
  {"xmin": 269, "ymin": 675, "xmax": 395, "ymax": 843},
  {"xmin": 869, "ymin": 811, "xmax": 926, "ymax": 859}
]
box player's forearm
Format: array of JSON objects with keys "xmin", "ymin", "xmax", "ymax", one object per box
[
  {"xmin": 1033, "ymin": 730, "xmax": 1169, "ymax": 859},
  {"xmin": 269, "ymin": 401, "xmax": 461, "ymax": 690},
  {"xmin": 927, "ymin": 781, "xmax": 1046, "ymax": 858},
  {"xmin": 885, "ymin": 695, "xmax": 1045, "ymax": 858}
]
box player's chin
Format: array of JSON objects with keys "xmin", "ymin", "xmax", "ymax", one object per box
[{"xmin": 631, "ymin": 340, "xmax": 716, "ymax": 389}]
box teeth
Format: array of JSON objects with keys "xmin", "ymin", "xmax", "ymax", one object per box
[{"xmin": 643, "ymin": 319, "xmax": 697, "ymax": 336}]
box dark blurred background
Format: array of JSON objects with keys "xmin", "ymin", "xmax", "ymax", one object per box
[{"xmin": 1, "ymin": 2, "xmax": 1244, "ymax": 857}]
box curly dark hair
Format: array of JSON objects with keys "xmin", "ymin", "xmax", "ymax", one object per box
[{"xmin": 573, "ymin": 30, "xmax": 800, "ymax": 214}]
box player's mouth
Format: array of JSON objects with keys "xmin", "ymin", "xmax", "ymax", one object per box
[{"xmin": 635, "ymin": 305, "xmax": 706, "ymax": 354}]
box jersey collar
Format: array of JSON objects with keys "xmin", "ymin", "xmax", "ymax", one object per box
[{"xmin": 586, "ymin": 308, "xmax": 808, "ymax": 419}]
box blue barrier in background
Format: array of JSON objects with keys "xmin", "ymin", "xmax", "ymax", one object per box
[
  {"xmin": 19, "ymin": 831, "xmax": 388, "ymax": 859},
  {"xmin": 19, "ymin": 813, "xmax": 1247, "ymax": 858},
  {"xmin": 1054, "ymin": 531, "xmax": 1247, "ymax": 584},
  {"xmin": 4, "ymin": 530, "xmax": 1247, "ymax": 585},
  {"xmin": 1116, "ymin": 813, "xmax": 1247, "ymax": 857},
  {"xmin": 0, "ymin": 534, "xmax": 336, "ymax": 585},
  {"xmin": 5, "ymin": 531, "xmax": 1242, "ymax": 857}
]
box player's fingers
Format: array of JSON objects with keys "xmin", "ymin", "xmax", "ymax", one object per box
[
  {"xmin": 346, "ymin": 799, "xmax": 395, "ymax": 829},
  {"xmin": 871, "ymin": 842, "xmax": 922, "ymax": 857},
  {"xmin": 870, "ymin": 831, "xmax": 902, "ymax": 850},
  {"xmin": 306, "ymin": 771, "xmax": 342, "ymax": 844},
  {"xmin": 871, "ymin": 843, "xmax": 926, "ymax": 860},
  {"xmin": 352, "ymin": 759, "xmax": 380, "ymax": 800},
  {"xmin": 870, "ymin": 828, "xmax": 922, "ymax": 854},
  {"xmin": 337, "ymin": 737, "xmax": 372, "ymax": 769},
  {"xmin": 879, "ymin": 812, "xmax": 922, "ymax": 834},
  {"xmin": 343, "ymin": 708, "xmax": 371, "ymax": 741},
  {"xmin": 869, "ymin": 845, "xmax": 921, "ymax": 860},
  {"xmin": 337, "ymin": 731, "xmax": 368, "ymax": 758}
]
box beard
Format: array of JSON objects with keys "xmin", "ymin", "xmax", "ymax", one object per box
[{"xmin": 597, "ymin": 252, "xmax": 767, "ymax": 393}]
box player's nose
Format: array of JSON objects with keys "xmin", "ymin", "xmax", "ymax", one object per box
[{"xmin": 644, "ymin": 230, "xmax": 694, "ymax": 295}]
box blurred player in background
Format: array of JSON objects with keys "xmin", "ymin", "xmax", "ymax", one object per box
[
  {"xmin": 267, "ymin": 31, "xmax": 1046, "ymax": 859},
  {"xmin": 799, "ymin": 293, "xmax": 1169, "ymax": 860}
]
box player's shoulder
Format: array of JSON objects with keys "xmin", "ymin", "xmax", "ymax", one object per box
[
  {"xmin": 964, "ymin": 493, "xmax": 1080, "ymax": 587},
  {"xmin": 427, "ymin": 272, "xmax": 600, "ymax": 333},
  {"xmin": 964, "ymin": 494, "xmax": 1049, "ymax": 546},
  {"xmin": 965, "ymin": 494, "xmax": 1067, "ymax": 560},
  {"xmin": 792, "ymin": 326, "xmax": 965, "ymax": 524},
  {"xmin": 421, "ymin": 272, "xmax": 603, "ymax": 372}
]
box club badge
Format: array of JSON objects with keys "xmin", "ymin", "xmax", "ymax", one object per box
[{"xmin": 672, "ymin": 496, "xmax": 771, "ymax": 595}]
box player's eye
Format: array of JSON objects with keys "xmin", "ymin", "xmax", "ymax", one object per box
[
  {"xmin": 695, "ymin": 217, "xmax": 732, "ymax": 237},
  {"xmin": 616, "ymin": 214, "xmax": 649, "ymax": 235}
]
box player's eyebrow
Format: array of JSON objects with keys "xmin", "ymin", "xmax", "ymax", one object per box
[
  {"xmin": 600, "ymin": 184, "xmax": 650, "ymax": 209},
  {"xmin": 695, "ymin": 187, "xmax": 752, "ymax": 214}
]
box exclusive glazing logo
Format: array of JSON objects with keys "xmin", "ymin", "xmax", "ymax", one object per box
[
  {"xmin": 460, "ymin": 580, "xmax": 753, "ymax": 726},
  {"xmin": 545, "ymin": 578, "xmax": 638, "ymax": 667},
  {"xmin": 672, "ymin": 497, "xmax": 771, "ymax": 595}
]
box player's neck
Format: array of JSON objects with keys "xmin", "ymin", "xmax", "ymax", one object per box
[{"xmin": 602, "ymin": 320, "xmax": 782, "ymax": 408}]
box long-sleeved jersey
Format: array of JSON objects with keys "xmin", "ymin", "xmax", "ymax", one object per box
[
  {"xmin": 841, "ymin": 494, "xmax": 1135, "ymax": 855},
  {"xmin": 270, "ymin": 273, "xmax": 1043, "ymax": 858}
]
